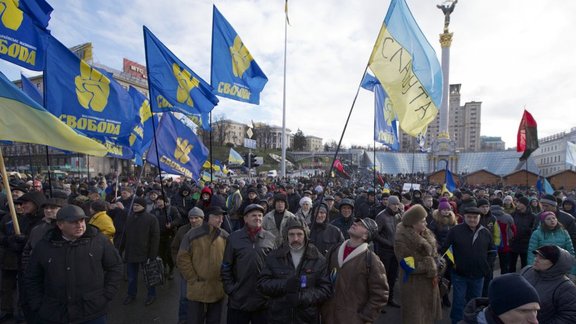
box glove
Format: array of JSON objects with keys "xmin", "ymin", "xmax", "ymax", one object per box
[{"xmin": 285, "ymin": 276, "xmax": 300, "ymax": 293}]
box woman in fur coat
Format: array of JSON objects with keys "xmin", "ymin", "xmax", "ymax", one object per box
[{"xmin": 394, "ymin": 204, "xmax": 442, "ymax": 324}]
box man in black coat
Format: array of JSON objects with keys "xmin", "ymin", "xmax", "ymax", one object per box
[
  {"xmin": 120, "ymin": 197, "xmax": 160, "ymax": 306},
  {"xmin": 221, "ymin": 204, "xmax": 276, "ymax": 324},
  {"xmin": 23, "ymin": 205, "xmax": 122, "ymax": 324},
  {"xmin": 258, "ymin": 217, "xmax": 331, "ymax": 324}
]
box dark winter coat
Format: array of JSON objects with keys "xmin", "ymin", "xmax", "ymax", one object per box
[
  {"xmin": 309, "ymin": 221, "xmax": 344, "ymax": 256},
  {"xmin": 23, "ymin": 225, "xmax": 122, "ymax": 324},
  {"xmin": 428, "ymin": 209, "xmax": 457, "ymax": 252},
  {"xmin": 374, "ymin": 207, "xmax": 401, "ymax": 255},
  {"xmin": 221, "ymin": 226, "xmax": 276, "ymax": 312},
  {"xmin": 510, "ymin": 209, "xmax": 537, "ymax": 254},
  {"xmin": 442, "ymin": 223, "xmax": 495, "ymax": 279},
  {"xmin": 459, "ymin": 298, "xmax": 502, "ymax": 324},
  {"xmin": 257, "ymin": 243, "xmax": 331, "ymax": 324},
  {"xmin": 122, "ymin": 209, "xmax": 160, "ymax": 263},
  {"xmin": 521, "ymin": 248, "xmax": 576, "ymax": 323},
  {"xmin": 330, "ymin": 214, "xmax": 354, "ymax": 240}
]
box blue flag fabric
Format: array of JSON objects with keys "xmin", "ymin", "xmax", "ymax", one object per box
[
  {"xmin": 536, "ymin": 176, "xmax": 554, "ymax": 195},
  {"xmin": 146, "ymin": 113, "xmax": 208, "ymax": 179},
  {"xmin": 0, "ymin": 0, "xmax": 50, "ymax": 70},
  {"xmin": 128, "ymin": 86, "xmax": 159, "ymax": 165},
  {"xmin": 211, "ymin": 5, "xmax": 268, "ymax": 104},
  {"xmin": 144, "ymin": 26, "xmax": 218, "ymax": 124},
  {"xmin": 368, "ymin": 0, "xmax": 443, "ymax": 137},
  {"xmin": 361, "ymin": 73, "xmax": 400, "ymax": 151},
  {"xmin": 90, "ymin": 136, "xmax": 135, "ymax": 160},
  {"xmin": 20, "ymin": 73, "xmax": 42, "ymax": 105},
  {"xmin": 44, "ymin": 36, "xmax": 139, "ymax": 138},
  {"xmin": 445, "ymin": 166, "xmax": 457, "ymax": 193},
  {"xmin": 20, "ymin": 0, "xmax": 53, "ymax": 30}
]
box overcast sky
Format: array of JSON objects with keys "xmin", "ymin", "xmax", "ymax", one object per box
[{"xmin": 2, "ymin": 0, "xmax": 575, "ymax": 149}]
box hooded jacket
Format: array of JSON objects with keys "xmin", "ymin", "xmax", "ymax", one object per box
[
  {"xmin": 527, "ymin": 224, "xmax": 575, "ymax": 269},
  {"xmin": 521, "ymin": 248, "xmax": 576, "ymax": 324},
  {"xmin": 309, "ymin": 211, "xmax": 344, "ymax": 256}
]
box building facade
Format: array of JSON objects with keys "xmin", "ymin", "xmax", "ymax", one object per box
[
  {"xmin": 211, "ymin": 119, "xmax": 247, "ymax": 147},
  {"xmin": 480, "ymin": 136, "xmax": 506, "ymax": 151},
  {"xmin": 533, "ymin": 128, "xmax": 576, "ymax": 176},
  {"xmin": 305, "ymin": 136, "xmax": 323, "ymax": 152}
]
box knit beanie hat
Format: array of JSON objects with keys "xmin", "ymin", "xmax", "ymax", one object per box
[
  {"xmin": 477, "ymin": 198, "xmax": 490, "ymax": 207},
  {"xmin": 438, "ymin": 198, "xmax": 451, "ymax": 211},
  {"xmin": 540, "ymin": 194, "xmax": 558, "ymax": 207},
  {"xmin": 488, "ymin": 273, "xmax": 540, "ymax": 316},
  {"xmin": 402, "ymin": 204, "xmax": 427, "ymax": 226},
  {"xmin": 539, "ymin": 211, "xmax": 556, "ymax": 222},
  {"xmin": 491, "ymin": 198, "xmax": 503, "ymax": 207},
  {"xmin": 518, "ymin": 196, "xmax": 531, "ymax": 207},
  {"xmin": 388, "ymin": 195, "xmax": 400, "ymax": 205},
  {"xmin": 188, "ymin": 207, "xmax": 205, "ymax": 218},
  {"xmin": 133, "ymin": 197, "xmax": 147, "ymax": 208},
  {"xmin": 299, "ymin": 196, "xmax": 313, "ymax": 207},
  {"xmin": 503, "ymin": 195, "xmax": 513, "ymax": 204}
]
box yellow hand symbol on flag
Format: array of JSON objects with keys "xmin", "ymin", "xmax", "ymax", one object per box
[
  {"xmin": 172, "ymin": 63, "xmax": 199, "ymax": 107},
  {"xmin": 129, "ymin": 133, "xmax": 137, "ymax": 146},
  {"xmin": 174, "ymin": 137, "xmax": 193, "ymax": 164},
  {"xmin": 138, "ymin": 100, "xmax": 152, "ymax": 123},
  {"xmin": 75, "ymin": 61, "xmax": 110, "ymax": 112},
  {"xmin": 384, "ymin": 98, "xmax": 394, "ymax": 126},
  {"xmin": 230, "ymin": 36, "xmax": 253, "ymax": 78},
  {"xmin": 0, "ymin": 0, "xmax": 23, "ymax": 31}
]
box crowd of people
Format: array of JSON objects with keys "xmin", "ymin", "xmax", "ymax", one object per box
[{"xmin": 0, "ymin": 172, "xmax": 575, "ymax": 323}]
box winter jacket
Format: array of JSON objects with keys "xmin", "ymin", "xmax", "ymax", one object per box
[
  {"xmin": 171, "ymin": 223, "xmax": 192, "ymax": 263},
  {"xmin": 330, "ymin": 214, "xmax": 354, "ymax": 240},
  {"xmin": 257, "ymin": 243, "xmax": 331, "ymax": 324},
  {"xmin": 321, "ymin": 241, "xmax": 389, "ymax": 324},
  {"xmin": 226, "ymin": 189, "xmax": 243, "ymax": 220},
  {"xmin": 221, "ymin": 226, "xmax": 276, "ymax": 312},
  {"xmin": 490, "ymin": 205, "xmax": 516, "ymax": 253},
  {"xmin": 23, "ymin": 225, "xmax": 122, "ymax": 324},
  {"xmin": 89, "ymin": 211, "xmax": 115, "ymax": 243},
  {"xmin": 510, "ymin": 209, "xmax": 537, "ymax": 254},
  {"xmin": 121, "ymin": 209, "xmax": 160, "ymax": 263},
  {"xmin": 428, "ymin": 209, "xmax": 457, "ymax": 252},
  {"xmin": 177, "ymin": 223, "xmax": 228, "ymax": 303},
  {"xmin": 556, "ymin": 209, "xmax": 576, "ymax": 248},
  {"xmin": 562, "ymin": 198, "xmax": 576, "ymax": 217},
  {"xmin": 373, "ymin": 207, "xmax": 401, "ymax": 254},
  {"xmin": 394, "ymin": 223, "xmax": 442, "ymax": 323},
  {"xmin": 521, "ymin": 248, "xmax": 576, "ymax": 324},
  {"xmin": 309, "ymin": 221, "xmax": 344, "ymax": 256},
  {"xmin": 287, "ymin": 192, "xmax": 302, "ymax": 214},
  {"xmin": 442, "ymin": 223, "xmax": 495, "ymax": 279},
  {"xmin": 527, "ymin": 225, "xmax": 575, "ymax": 271},
  {"xmin": 459, "ymin": 298, "xmax": 502, "ymax": 324},
  {"xmin": 171, "ymin": 184, "xmax": 196, "ymax": 218},
  {"xmin": 151, "ymin": 205, "xmax": 180, "ymax": 236}
]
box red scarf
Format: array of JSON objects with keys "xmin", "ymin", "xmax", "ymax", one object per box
[
  {"xmin": 247, "ymin": 226, "xmax": 262, "ymax": 241},
  {"xmin": 343, "ymin": 244, "xmax": 357, "ymax": 260}
]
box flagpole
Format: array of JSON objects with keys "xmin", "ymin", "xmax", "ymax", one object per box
[
  {"xmin": 0, "ymin": 148, "xmax": 20, "ymax": 235},
  {"xmin": 280, "ymin": 0, "xmax": 289, "ymax": 179},
  {"xmin": 209, "ymin": 112, "xmax": 213, "ymax": 182},
  {"xmin": 44, "ymin": 146, "xmax": 53, "ymax": 197}
]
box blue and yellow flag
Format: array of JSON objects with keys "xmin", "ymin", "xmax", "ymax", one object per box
[
  {"xmin": 20, "ymin": 73, "xmax": 42, "ymax": 105},
  {"xmin": 368, "ymin": 0, "xmax": 443, "ymax": 137},
  {"xmin": 44, "ymin": 36, "xmax": 140, "ymax": 138},
  {"xmin": 0, "ymin": 0, "xmax": 52, "ymax": 70},
  {"xmin": 228, "ymin": 148, "xmax": 244, "ymax": 165},
  {"xmin": 445, "ymin": 166, "xmax": 457, "ymax": 193},
  {"xmin": 400, "ymin": 256, "xmax": 415, "ymax": 282},
  {"xmin": 146, "ymin": 112, "xmax": 208, "ymax": 180},
  {"xmin": 0, "ymin": 71, "xmax": 107, "ymax": 156},
  {"xmin": 211, "ymin": 5, "xmax": 268, "ymax": 104},
  {"xmin": 536, "ymin": 176, "xmax": 554, "ymax": 195},
  {"xmin": 89, "ymin": 136, "xmax": 135, "ymax": 160},
  {"xmin": 143, "ymin": 26, "xmax": 218, "ymax": 122},
  {"xmin": 128, "ymin": 86, "xmax": 159, "ymax": 165},
  {"xmin": 361, "ymin": 73, "xmax": 399, "ymax": 151},
  {"xmin": 443, "ymin": 245, "xmax": 455, "ymax": 266}
]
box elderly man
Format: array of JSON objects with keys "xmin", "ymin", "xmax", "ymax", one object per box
[
  {"xmin": 321, "ymin": 217, "xmax": 388, "ymax": 324},
  {"xmin": 177, "ymin": 206, "xmax": 228, "ymax": 324},
  {"xmin": 23, "ymin": 205, "xmax": 123, "ymax": 323},
  {"xmin": 221, "ymin": 204, "xmax": 276, "ymax": 324}
]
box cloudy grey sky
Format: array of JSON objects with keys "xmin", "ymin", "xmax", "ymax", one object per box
[{"xmin": 2, "ymin": 0, "xmax": 575, "ymax": 149}]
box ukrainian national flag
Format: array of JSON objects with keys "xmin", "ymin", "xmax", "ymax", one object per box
[
  {"xmin": 228, "ymin": 148, "xmax": 244, "ymax": 165},
  {"xmin": 20, "ymin": 73, "xmax": 43, "ymax": 105},
  {"xmin": 443, "ymin": 245, "xmax": 455, "ymax": 266},
  {"xmin": 400, "ymin": 256, "xmax": 415, "ymax": 282},
  {"xmin": 211, "ymin": 5, "xmax": 268, "ymax": 104},
  {"xmin": 144, "ymin": 26, "xmax": 218, "ymax": 123},
  {"xmin": 368, "ymin": 0, "xmax": 443, "ymax": 137},
  {"xmin": 0, "ymin": 71, "xmax": 107, "ymax": 156}
]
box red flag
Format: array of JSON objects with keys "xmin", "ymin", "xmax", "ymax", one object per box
[
  {"xmin": 333, "ymin": 159, "xmax": 350, "ymax": 179},
  {"xmin": 376, "ymin": 172, "xmax": 385, "ymax": 186},
  {"xmin": 517, "ymin": 109, "xmax": 539, "ymax": 161}
]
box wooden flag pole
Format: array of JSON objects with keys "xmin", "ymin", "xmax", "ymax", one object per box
[{"xmin": 0, "ymin": 149, "xmax": 21, "ymax": 235}]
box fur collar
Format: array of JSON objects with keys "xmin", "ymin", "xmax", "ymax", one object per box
[
  {"xmin": 337, "ymin": 240, "xmax": 368, "ymax": 267},
  {"xmin": 432, "ymin": 209, "xmax": 457, "ymax": 226}
]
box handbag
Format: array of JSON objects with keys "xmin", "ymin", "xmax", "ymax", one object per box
[{"xmin": 142, "ymin": 257, "xmax": 165, "ymax": 287}]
